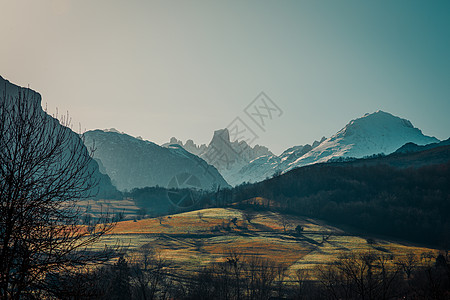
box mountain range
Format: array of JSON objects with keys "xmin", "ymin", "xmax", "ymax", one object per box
[
  {"xmin": 84, "ymin": 129, "xmax": 229, "ymax": 192},
  {"xmin": 1, "ymin": 75, "xmax": 444, "ymax": 193},
  {"xmin": 227, "ymin": 141, "xmax": 450, "ymax": 246},
  {"xmin": 166, "ymin": 110, "xmax": 439, "ymax": 185},
  {"xmin": 163, "ymin": 129, "xmax": 273, "ymax": 186}
]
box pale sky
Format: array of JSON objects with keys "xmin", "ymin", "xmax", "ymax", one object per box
[{"xmin": 1, "ymin": 0, "xmax": 449, "ymax": 154}]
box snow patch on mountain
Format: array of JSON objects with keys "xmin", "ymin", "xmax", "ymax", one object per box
[
  {"xmin": 285, "ymin": 110, "xmax": 438, "ymax": 171},
  {"xmin": 162, "ymin": 128, "xmax": 273, "ymax": 186},
  {"xmin": 237, "ymin": 111, "xmax": 439, "ymax": 184}
]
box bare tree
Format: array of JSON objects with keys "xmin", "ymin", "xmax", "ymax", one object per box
[
  {"xmin": 186, "ymin": 252, "xmax": 285, "ymax": 300},
  {"xmin": 280, "ymin": 216, "xmax": 290, "ymax": 233},
  {"xmin": 0, "ymin": 86, "xmax": 115, "ymax": 298},
  {"xmin": 225, "ymin": 250, "xmax": 244, "ymax": 300},
  {"xmin": 128, "ymin": 246, "xmax": 169, "ymax": 300},
  {"xmin": 316, "ymin": 251, "xmax": 402, "ymax": 300},
  {"xmin": 157, "ymin": 216, "xmax": 164, "ymax": 225},
  {"xmin": 294, "ymin": 269, "xmax": 311, "ymax": 299},
  {"xmin": 275, "ymin": 262, "xmax": 288, "ymax": 298},
  {"xmin": 245, "ymin": 255, "xmax": 277, "ymax": 300},
  {"xmin": 397, "ymin": 252, "xmax": 418, "ymax": 279}
]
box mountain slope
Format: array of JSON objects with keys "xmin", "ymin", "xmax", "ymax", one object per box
[
  {"xmin": 395, "ymin": 138, "xmax": 450, "ymax": 154},
  {"xmin": 0, "ymin": 76, "xmax": 120, "ymax": 199},
  {"xmin": 235, "ymin": 137, "xmax": 326, "ymax": 184},
  {"xmin": 285, "ymin": 110, "xmax": 439, "ymax": 171},
  {"xmin": 163, "ymin": 129, "xmax": 273, "ymax": 186},
  {"xmin": 238, "ymin": 111, "xmax": 439, "ymax": 184},
  {"xmin": 230, "ymin": 146, "xmax": 450, "ymax": 246},
  {"xmin": 84, "ymin": 130, "xmax": 230, "ymax": 191}
]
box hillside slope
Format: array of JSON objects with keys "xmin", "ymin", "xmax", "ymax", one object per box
[
  {"xmin": 163, "ymin": 129, "xmax": 273, "ymax": 186},
  {"xmin": 230, "ymin": 146, "xmax": 450, "ymax": 246},
  {"xmin": 84, "ymin": 129, "xmax": 230, "ymax": 191},
  {"xmin": 99, "ymin": 208, "xmax": 437, "ymax": 279},
  {"xmin": 0, "ymin": 75, "xmax": 119, "ymax": 199},
  {"xmin": 238, "ymin": 111, "xmax": 439, "ymax": 184}
]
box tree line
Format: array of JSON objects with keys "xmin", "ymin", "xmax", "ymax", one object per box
[
  {"xmin": 129, "ymin": 159, "xmax": 450, "ymax": 247},
  {"xmin": 47, "ymin": 247, "xmax": 450, "ymax": 299},
  {"xmin": 214, "ymin": 161, "xmax": 450, "ymax": 247}
]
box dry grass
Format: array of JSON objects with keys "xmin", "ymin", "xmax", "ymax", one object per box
[
  {"xmin": 231, "ymin": 197, "xmax": 282, "ymax": 208},
  {"xmin": 95, "ymin": 208, "xmax": 437, "ymax": 278},
  {"xmin": 78, "ymin": 198, "xmax": 141, "ymax": 219}
]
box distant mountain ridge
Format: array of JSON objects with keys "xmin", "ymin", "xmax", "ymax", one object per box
[
  {"xmin": 162, "ymin": 137, "xmax": 207, "ymax": 156},
  {"xmin": 395, "ymin": 138, "xmax": 450, "ymax": 154},
  {"xmin": 162, "ymin": 111, "xmax": 439, "ymax": 186},
  {"xmin": 5, "ymin": 74, "xmax": 438, "ymax": 192},
  {"xmin": 285, "ymin": 110, "xmax": 439, "ymax": 169},
  {"xmin": 327, "ymin": 143, "xmax": 450, "ymax": 170},
  {"xmin": 84, "ymin": 130, "xmax": 230, "ymax": 192},
  {"xmin": 228, "ymin": 141, "xmax": 450, "ymax": 246},
  {"xmin": 234, "ymin": 110, "xmax": 439, "ymax": 184},
  {"xmin": 163, "ymin": 128, "xmax": 273, "ymax": 185}
]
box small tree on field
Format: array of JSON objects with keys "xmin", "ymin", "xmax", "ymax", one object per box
[
  {"xmin": 280, "ymin": 216, "xmax": 290, "ymax": 233},
  {"xmin": 243, "ymin": 211, "xmax": 255, "ymax": 224},
  {"xmin": 0, "ymin": 86, "xmax": 115, "ymax": 298}
]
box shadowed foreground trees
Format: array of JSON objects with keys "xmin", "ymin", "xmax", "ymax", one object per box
[
  {"xmin": 185, "ymin": 252, "xmax": 288, "ymax": 300},
  {"xmin": 48, "ymin": 248, "xmax": 450, "ymax": 299},
  {"xmin": 184, "ymin": 251, "xmax": 450, "ymax": 300},
  {"xmin": 0, "ymin": 88, "xmax": 115, "ymax": 298},
  {"xmin": 316, "ymin": 251, "xmax": 450, "ymax": 300}
]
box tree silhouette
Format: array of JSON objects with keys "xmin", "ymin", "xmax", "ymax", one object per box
[
  {"xmin": 280, "ymin": 216, "xmax": 290, "ymax": 233},
  {"xmin": 0, "ymin": 87, "xmax": 115, "ymax": 298}
]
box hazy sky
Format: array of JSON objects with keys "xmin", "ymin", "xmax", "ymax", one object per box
[{"xmin": 1, "ymin": 0, "xmax": 449, "ymax": 154}]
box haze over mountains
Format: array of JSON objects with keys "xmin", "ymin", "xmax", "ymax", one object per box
[
  {"xmin": 2, "ymin": 75, "xmax": 443, "ymax": 192},
  {"xmin": 164, "ymin": 110, "xmax": 439, "ymax": 185},
  {"xmin": 163, "ymin": 129, "xmax": 273, "ymax": 186},
  {"xmin": 84, "ymin": 129, "xmax": 229, "ymax": 192}
]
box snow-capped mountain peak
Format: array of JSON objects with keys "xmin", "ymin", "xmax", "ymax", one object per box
[
  {"xmin": 234, "ymin": 110, "xmax": 439, "ymax": 185},
  {"xmin": 161, "ymin": 128, "xmax": 273, "ymax": 185},
  {"xmin": 285, "ymin": 110, "xmax": 439, "ymax": 171}
]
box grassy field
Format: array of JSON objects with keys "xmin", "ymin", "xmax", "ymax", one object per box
[
  {"xmin": 78, "ymin": 198, "xmax": 142, "ymax": 219},
  {"xmin": 93, "ymin": 207, "xmax": 438, "ymax": 280}
]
